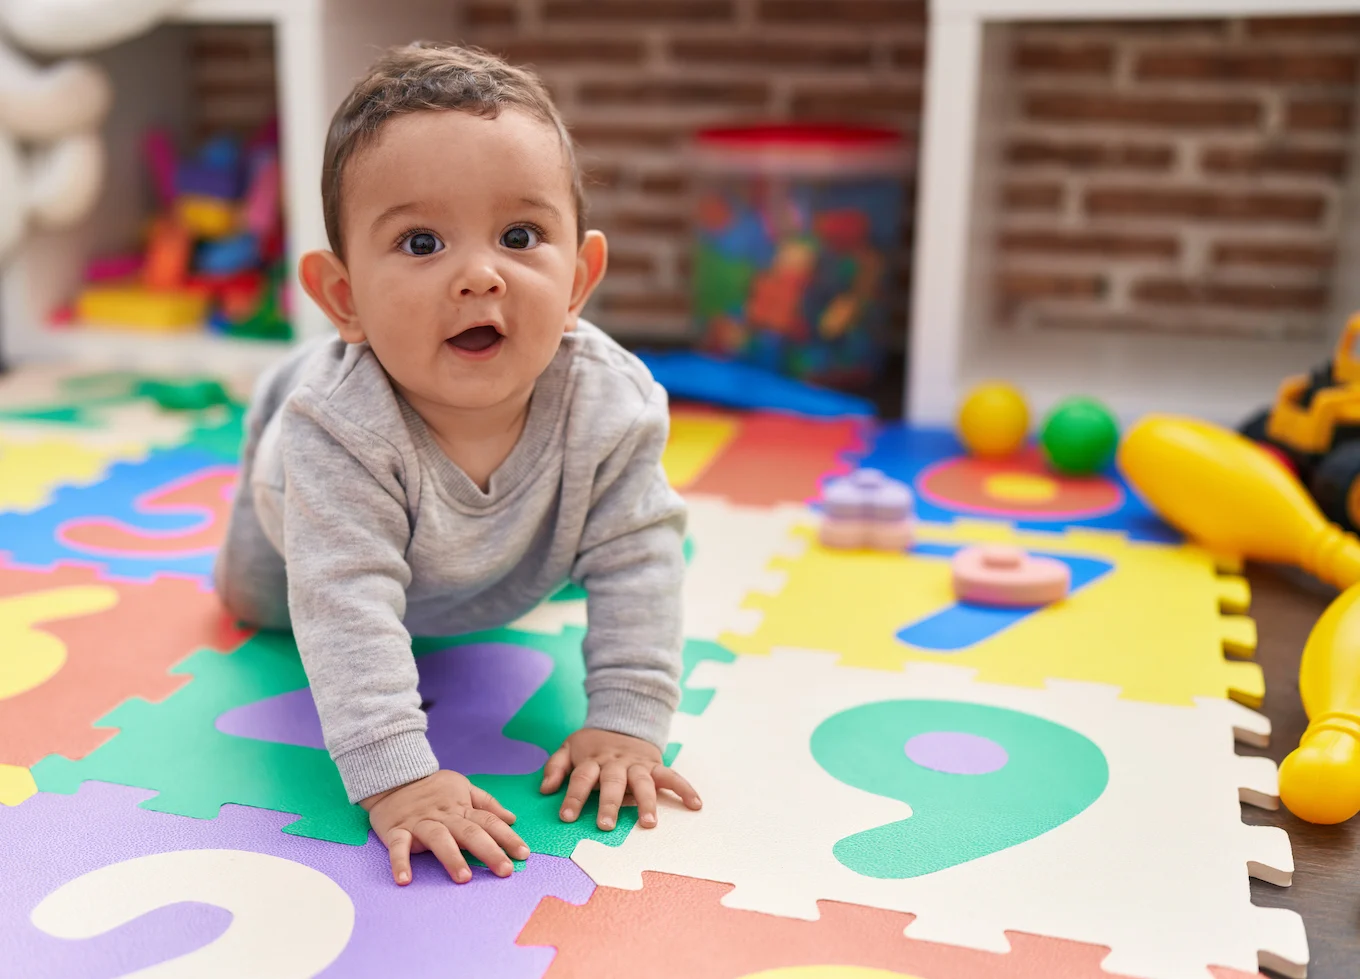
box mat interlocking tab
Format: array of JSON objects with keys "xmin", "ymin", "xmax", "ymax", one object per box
[
  {"xmin": 32, "ymin": 626, "xmax": 732, "ymax": 852},
  {"xmin": 0, "ymin": 781, "xmax": 593, "ymax": 978},
  {"xmin": 518, "ymin": 871, "xmax": 1264, "ymax": 979},
  {"xmin": 721, "ymin": 520, "xmax": 1263, "ymax": 707},
  {"xmin": 0, "ymin": 446, "xmax": 238, "ymax": 582},
  {"xmin": 571, "ymin": 652, "xmax": 1305, "ymax": 979},
  {"xmin": 0, "ymin": 562, "xmax": 248, "ymax": 770}
]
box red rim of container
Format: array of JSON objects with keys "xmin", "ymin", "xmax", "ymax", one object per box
[{"xmin": 695, "ymin": 123, "xmax": 905, "ymax": 151}]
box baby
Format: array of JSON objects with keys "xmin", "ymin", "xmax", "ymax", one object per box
[{"xmin": 214, "ymin": 42, "xmax": 700, "ymax": 887}]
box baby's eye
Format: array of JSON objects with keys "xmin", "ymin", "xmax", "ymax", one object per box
[
  {"xmin": 400, "ymin": 232, "xmax": 443, "ymax": 256},
  {"xmin": 501, "ymin": 226, "xmax": 541, "ymax": 250}
]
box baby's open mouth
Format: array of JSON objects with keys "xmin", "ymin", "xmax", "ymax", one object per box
[{"xmin": 447, "ymin": 324, "xmax": 503, "ymax": 353}]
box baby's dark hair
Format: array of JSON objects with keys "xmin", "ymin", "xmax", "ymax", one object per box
[{"xmin": 321, "ymin": 41, "xmax": 586, "ymax": 258}]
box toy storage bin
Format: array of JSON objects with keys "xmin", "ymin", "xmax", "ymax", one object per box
[{"xmin": 689, "ymin": 123, "xmax": 912, "ymax": 389}]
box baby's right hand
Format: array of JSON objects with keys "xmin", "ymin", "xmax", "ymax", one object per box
[{"xmin": 361, "ymin": 770, "xmax": 530, "ymax": 885}]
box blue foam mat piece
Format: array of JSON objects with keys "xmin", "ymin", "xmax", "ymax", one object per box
[
  {"xmin": 636, "ymin": 350, "xmax": 875, "ymax": 418},
  {"xmin": 0, "ymin": 446, "xmax": 230, "ymax": 582},
  {"xmin": 898, "ymin": 545, "xmax": 1114, "ymax": 651}
]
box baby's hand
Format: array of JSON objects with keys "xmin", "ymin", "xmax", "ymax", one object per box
[
  {"xmin": 539, "ymin": 728, "xmax": 702, "ymax": 831},
  {"xmin": 361, "ymin": 770, "xmax": 529, "ymax": 886}
]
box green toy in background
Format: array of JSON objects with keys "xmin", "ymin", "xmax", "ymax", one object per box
[{"xmin": 1041, "ymin": 397, "xmax": 1121, "ymax": 477}]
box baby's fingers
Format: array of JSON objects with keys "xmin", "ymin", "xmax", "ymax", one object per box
[
  {"xmin": 452, "ymin": 817, "xmax": 514, "ymax": 878},
  {"xmin": 653, "ymin": 765, "xmax": 703, "ymax": 810},
  {"xmin": 596, "ymin": 762, "xmax": 628, "ymax": 831},
  {"xmin": 628, "ymin": 764, "xmax": 659, "ymax": 828},
  {"xmin": 468, "ymin": 808, "xmax": 530, "ymax": 862},
  {"xmin": 385, "ymin": 827, "xmax": 413, "ymax": 885},
  {"xmin": 470, "ymin": 785, "xmax": 517, "ymax": 825},
  {"xmin": 560, "ymin": 761, "xmax": 600, "ymax": 822},
  {"xmin": 417, "ymin": 820, "xmax": 472, "ymax": 884},
  {"xmin": 539, "ymin": 745, "xmax": 571, "ymax": 795}
]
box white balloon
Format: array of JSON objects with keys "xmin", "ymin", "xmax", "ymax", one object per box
[
  {"xmin": 0, "ymin": 43, "xmax": 111, "ymax": 138},
  {"xmin": 0, "ymin": 0, "xmax": 189, "ymax": 56},
  {"xmin": 0, "ymin": 130, "xmax": 23, "ymax": 258},
  {"xmin": 27, "ymin": 129, "xmax": 104, "ymax": 227}
]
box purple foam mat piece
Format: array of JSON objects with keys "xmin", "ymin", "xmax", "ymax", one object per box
[
  {"xmin": 0, "ymin": 782, "xmax": 594, "ymax": 978},
  {"xmin": 215, "ymin": 642, "xmax": 553, "ymax": 776}
]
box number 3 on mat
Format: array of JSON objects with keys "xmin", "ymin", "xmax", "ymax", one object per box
[{"xmin": 30, "ymin": 849, "xmax": 355, "ymax": 978}]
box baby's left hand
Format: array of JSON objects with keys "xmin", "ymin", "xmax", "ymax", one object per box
[{"xmin": 539, "ymin": 728, "xmax": 702, "ymax": 831}]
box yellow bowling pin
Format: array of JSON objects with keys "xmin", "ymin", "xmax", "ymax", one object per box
[
  {"xmin": 1119, "ymin": 415, "xmax": 1360, "ymax": 590},
  {"xmin": 1279, "ymin": 582, "xmax": 1360, "ymax": 824}
]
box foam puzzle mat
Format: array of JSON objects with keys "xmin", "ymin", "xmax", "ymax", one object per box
[{"xmin": 0, "ymin": 368, "xmax": 1304, "ymax": 978}]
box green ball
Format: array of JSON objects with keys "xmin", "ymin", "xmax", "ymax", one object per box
[{"xmin": 1040, "ymin": 397, "xmax": 1120, "ymax": 475}]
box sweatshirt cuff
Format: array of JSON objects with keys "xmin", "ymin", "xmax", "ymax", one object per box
[
  {"xmin": 584, "ymin": 687, "xmax": 675, "ymax": 750},
  {"xmin": 333, "ymin": 730, "xmax": 439, "ymax": 804}
]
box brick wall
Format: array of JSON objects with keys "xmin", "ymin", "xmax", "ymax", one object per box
[
  {"xmin": 181, "ymin": 9, "xmax": 1360, "ymax": 348},
  {"xmin": 999, "ymin": 15, "xmax": 1360, "ymax": 341},
  {"xmin": 187, "ymin": 26, "xmax": 277, "ymax": 141},
  {"xmin": 458, "ymin": 0, "xmax": 926, "ymax": 342}
]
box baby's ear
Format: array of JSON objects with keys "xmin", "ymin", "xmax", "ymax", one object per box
[
  {"xmin": 299, "ymin": 250, "xmax": 364, "ymax": 342},
  {"xmin": 566, "ymin": 230, "xmax": 608, "ymax": 330}
]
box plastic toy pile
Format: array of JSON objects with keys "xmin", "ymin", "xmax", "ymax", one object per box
[{"xmin": 62, "ymin": 120, "xmax": 290, "ymax": 341}]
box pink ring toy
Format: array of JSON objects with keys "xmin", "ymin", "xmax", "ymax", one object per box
[{"xmin": 951, "ymin": 544, "xmax": 1070, "ymax": 608}]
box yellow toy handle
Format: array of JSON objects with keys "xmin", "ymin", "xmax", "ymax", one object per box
[
  {"xmin": 1119, "ymin": 415, "xmax": 1360, "ymax": 590},
  {"xmin": 1279, "ymin": 582, "xmax": 1360, "ymax": 824}
]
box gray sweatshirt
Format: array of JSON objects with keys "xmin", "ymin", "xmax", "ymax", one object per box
[{"xmin": 212, "ymin": 321, "xmax": 687, "ymax": 803}]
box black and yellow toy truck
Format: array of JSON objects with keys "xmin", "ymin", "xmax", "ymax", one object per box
[{"xmin": 1240, "ymin": 313, "xmax": 1360, "ymax": 534}]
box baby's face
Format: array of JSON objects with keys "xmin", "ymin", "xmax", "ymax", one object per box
[{"xmin": 337, "ymin": 108, "xmax": 588, "ymax": 412}]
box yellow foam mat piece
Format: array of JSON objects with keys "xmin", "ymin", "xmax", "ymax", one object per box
[
  {"xmin": 0, "ymin": 585, "xmax": 120, "ymax": 700},
  {"xmin": 719, "ymin": 519, "xmax": 1263, "ymax": 707},
  {"xmin": 0, "ymin": 764, "xmax": 37, "ymax": 807},
  {"xmin": 0, "ymin": 435, "xmax": 145, "ymax": 513},
  {"xmin": 663, "ymin": 413, "xmax": 740, "ymax": 490}
]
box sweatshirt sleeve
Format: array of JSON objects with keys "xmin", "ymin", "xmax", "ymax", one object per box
[
  {"xmin": 571, "ymin": 381, "xmax": 687, "ymax": 750},
  {"xmin": 276, "ymin": 398, "xmax": 438, "ymax": 803}
]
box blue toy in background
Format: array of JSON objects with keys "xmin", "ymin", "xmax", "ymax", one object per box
[{"xmin": 637, "ymin": 349, "xmax": 875, "ymax": 419}]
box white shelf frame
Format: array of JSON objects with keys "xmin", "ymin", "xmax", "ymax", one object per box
[
  {"xmin": 909, "ymin": 0, "xmax": 1360, "ymax": 426},
  {"xmin": 0, "ymin": 0, "xmax": 457, "ymax": 374}
]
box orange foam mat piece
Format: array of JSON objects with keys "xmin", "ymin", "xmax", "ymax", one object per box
[
  {"xmin": 517, "ymin": 872, "xmax": 1262, "ymax": 979},
  {"xmin": 0, "ymin": 561, "xmax": 250, "ymax": 767},
  {"xmin": 684, "ymin": 411, "xmax": 866, "ymax": 507}
]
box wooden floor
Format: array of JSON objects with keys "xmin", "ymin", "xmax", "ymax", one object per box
[{"xmin": 1241, "ymin": 566, "xmax": 1359, "ymax": 979}]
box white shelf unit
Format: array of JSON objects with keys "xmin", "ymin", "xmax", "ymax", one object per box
[
  {"xmin": 909, "ymin": 0, "xmax": 1360, "ymax": 427},
  {"xmin": 0, "ymin": 0, "xmax": 457, "ymax": 375}
]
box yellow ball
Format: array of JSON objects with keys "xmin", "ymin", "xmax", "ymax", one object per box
[{"xmin": 957, "ymin": 383, "xmax": 1029, "ymax": 458}]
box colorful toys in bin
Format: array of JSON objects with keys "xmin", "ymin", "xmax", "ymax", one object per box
[
  {"xmin": 691, "ymin": 124, "xmax": 909, "ymax": 389},
  {"xmin": 69, "ymin": 122, "xmax": 290, "ymax": 340},
  {"xmin": 818, "ymin": 468, "xmax": 914, "ymax": 551},
  {"xmin": 951, "ymin": 545, "xmax": 1071, "ymax": 608},
  {"xmin": 956, "ymin": 382, "xmax": 1120, "ymax": 477}
]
